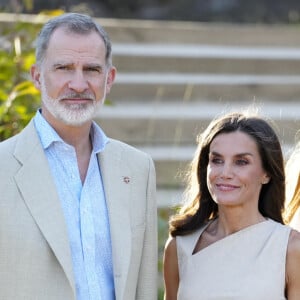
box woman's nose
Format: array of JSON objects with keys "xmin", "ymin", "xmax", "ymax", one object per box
[{"xmin": 220, "ymin": 163, "xmax": 233, "ymax": 178}]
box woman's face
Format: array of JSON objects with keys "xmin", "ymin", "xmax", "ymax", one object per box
[{"xmin": 207, "ymin": 131, "xmax": 269, "ymax": 208}]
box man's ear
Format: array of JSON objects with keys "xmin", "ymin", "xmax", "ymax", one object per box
[
  {"xmin": 30, "ymin": 64, "xmax": 42, "ymax": 91},
  {"xmin": 105, "ymin": 66, "xmax": 116, "ymax": 94}
]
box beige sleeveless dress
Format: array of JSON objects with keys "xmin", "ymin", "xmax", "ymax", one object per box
[{"xmin": 176, "ymin": 219, "xmax": 291, "ymax": 300}]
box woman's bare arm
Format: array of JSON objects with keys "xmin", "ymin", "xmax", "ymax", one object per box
[
  {"xmin": 286, "ymin": 229, "xmax": 300, "ymax": 299},
  {"xmin": 163, "ymin": 236, "xmax": 179, "ymax": 300}
]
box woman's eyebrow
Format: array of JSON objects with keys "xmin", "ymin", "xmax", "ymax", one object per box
[{"xmin": 209, "ymin": 151, "xmax": 253, "ymax": 157}]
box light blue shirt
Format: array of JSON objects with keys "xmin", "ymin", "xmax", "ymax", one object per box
[{"xmin": 34, "ymin": 111, "xmax": 115, "ymax": 300}]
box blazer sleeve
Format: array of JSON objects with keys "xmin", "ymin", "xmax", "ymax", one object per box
[{"xmin": 136, "ymin": 156, "xmax": 158, "ymax": 300}]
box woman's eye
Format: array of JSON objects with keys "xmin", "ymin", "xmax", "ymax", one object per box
[
  {"xmin": 236, "ymin": 159, "xmax": 248, "ymax": 165},
  {"xmin": 211, "ymin": 158, "xmax": 223, "ymax": 164}
]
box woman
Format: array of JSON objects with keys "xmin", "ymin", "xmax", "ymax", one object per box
[
  {"xmin": 163, "ymin": 112, "xmax": 300, "ymax": 300},
  {"xmin": 284, "ymin": 141, "xmax": 300, "ymax": 230}
]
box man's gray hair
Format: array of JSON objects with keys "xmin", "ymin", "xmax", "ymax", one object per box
[{"xmin": 35, "ymin": 13, "xmax": 112, "ymax": 67}]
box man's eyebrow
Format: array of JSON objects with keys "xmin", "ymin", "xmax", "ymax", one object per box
[
  {"xmin": 84, "ymin": 63, "xmax": 103, "ymax": 69},
  {"xmin": 51, "ymin": 62, "xmax": 104, "ymax": 70},
  {"xmin": 52, "ymin": 62, "xmax": 72, "ymax": 68}
]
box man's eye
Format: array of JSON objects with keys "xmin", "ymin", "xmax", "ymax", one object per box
[
  {"xmin": 56, "ymin": 66, "xmax": 68, "ymax": 70},
  {"xmin": 83, "ymin": 66, "xmax": 101, "ymax": 73},
  {"xmin": 86, "ymin": 68, "xmax": 101, "ymax": 73}
]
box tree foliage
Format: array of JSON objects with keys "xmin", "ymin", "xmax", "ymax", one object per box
[
  {"xmin": 0, "ymin": 10, "xmax": 65, "ymax": 141},
  {"xmin": 0, "ymin": 19, "xmax": 41, "ymax": 141}
]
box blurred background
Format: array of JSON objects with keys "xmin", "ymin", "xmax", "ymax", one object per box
[
  {"xmin": 1, "ymin": 1, "xmax": 300, "ymax": 298},
  {"xmin": 2, "ymin": 0, "xmax": 300, "ymax": 23}
]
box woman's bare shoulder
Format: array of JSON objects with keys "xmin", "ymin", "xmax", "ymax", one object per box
[
  {"xmin": 286, "ymin": 229, "xmax": 300, "ymax": 298},
  {"xmin": 164, "ymin": 235, "xmax": 177, "ymax": 254},
  {"xmin": 288, "ymin": 229, "xmax": 300, "ymax": 253},
  {"xmin": 286, "ymin": 229, "xmax": 300, "ymax": 278}
]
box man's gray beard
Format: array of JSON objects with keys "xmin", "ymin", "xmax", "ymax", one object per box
[{"xmin": 40, "ymin": 81, "xmax": 103, "ymax": 126}]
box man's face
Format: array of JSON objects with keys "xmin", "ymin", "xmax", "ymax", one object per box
[{"xmin": 31, "ymin": 27, "xmax": 115, "ymax": 126}]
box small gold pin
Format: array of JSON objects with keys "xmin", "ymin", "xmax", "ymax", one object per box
[{"xmin": 123, "ymin": 176, "xmax": 130, "ymax": 184}]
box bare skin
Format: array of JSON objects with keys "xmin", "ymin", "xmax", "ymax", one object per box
[
  {"xmin": 286, "ymin": 230, "xmax": 300, "ymax": 299},
  {"xmin": 163, "ymin": 236, "xmax": 179, "ymax": 300}
]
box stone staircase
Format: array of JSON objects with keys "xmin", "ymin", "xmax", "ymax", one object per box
[{"xmin": 94, "ymin": 18, "xmax": 300, "ymax": 207}]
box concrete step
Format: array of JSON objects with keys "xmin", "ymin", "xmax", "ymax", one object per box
[
  {"xmin": 2, "ymin": 14, "xmax": 300, "ymax": 47},
  {"xmin": 157, "ymin": 187, "xmax": 184, "ymax": 208},
  {"xmin": 113, "ymin": 44, "xmax": 300, "ymax": 60},
  {"xmin": 138, "ymin": 145, "xmax": 194, "ymax": 188},
  {"xmin": 114, "ymin": 55, "xmax": 300, "ymax": 75},
  {"xmin": 109, "ymin": 73, "xmax": 300, "ymax": 102},
  {"xmin": 113, "ymin": 44, "xmax": 300, "ymax": 74},
  {"xmin": 140, "ymin": 145, "xmax": 194, "ymax": 188},
  {"xmin": 101, "ymin": 18, "xmax": 300, "ymax": 47},
  {"xmin": 97, "ymin": 101, "xmax": 300, "ymax": 146},
  {"xmin": 3, "ymin": 14, "xmax": 300, "ymax": 47}
]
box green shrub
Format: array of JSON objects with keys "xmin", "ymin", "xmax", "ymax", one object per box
[{"xmin": 0, "ymin": 13, "xmax": 63, "ymax": 141}]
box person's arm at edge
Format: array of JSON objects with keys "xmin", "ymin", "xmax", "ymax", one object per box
[
  {"xmin": 163, "ymin": 235, "xmax": 179, "ymax": 300},
  {"xmin": 286, "ymin": 229, "xmax": 300, "ymax": 299}
]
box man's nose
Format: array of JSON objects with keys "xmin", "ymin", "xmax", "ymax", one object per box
[{"xmin": 68, "ymin": 71, "xmax": 89, "ymax": 92}]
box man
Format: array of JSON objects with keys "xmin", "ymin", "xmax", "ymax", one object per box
[{"xmin": 0, "ymin": 13, "xmax": 157, "ymax": 300}]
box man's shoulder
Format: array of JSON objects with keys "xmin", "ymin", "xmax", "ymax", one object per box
[
  {"xmin": 107, "ymin": 138, "xmax": 151, "ymax": 159},
  {"xmin": 0, "ymin": 120, "xmax": 39, "ymax": 159},
  {"xmin": 0, "ymin": 133, "xmax": 19, "ymax": 153},
  {"xmin": 105, "ymin": 138, "xmax": 155, "ymax": 171}
]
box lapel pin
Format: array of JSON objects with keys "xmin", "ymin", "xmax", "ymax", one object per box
[{"xmin": 123, "ymin": 176, "xmax": 130, "ymax": 184}]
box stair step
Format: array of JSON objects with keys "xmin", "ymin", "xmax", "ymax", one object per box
[
  {"xmin": 115, "ymin": 73, "xmax": 300, "ymax": 85},
  {"xmin": 102, "ymin": 19, "xmax": 300, "ymax": 47},
  {"xmin": 113, "ymin": 43, "xmax": 300, "ymax": 59},
  {"xmin": 109, "ymin": 73, "xmax": 300, "ymax": 102},
  {"xmin": 113, "ymin": 44, "xmax": 300, "ymax": 74},
  {"xmin": 100, "ymin": 101, "xmax": 300, "ymax": 119},
  {"xmin": 114, "ymin": 55, "xmax": 300, "ymax": 75},
  {"xmin": 3, "ymin": 14, "xmax": 300, "ymax": 47},
  {"xmin": 157, "ymin": 188, "xmax": 184, "ymax": 208},
  {"xmin": 97, "ymin": 101, "xmax": 300, "ymax": 146}
]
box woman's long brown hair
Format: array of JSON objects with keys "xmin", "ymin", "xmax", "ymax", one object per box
[{"xmin": 169, "ymin": 112, "xmax": 285, "ymax": 237}]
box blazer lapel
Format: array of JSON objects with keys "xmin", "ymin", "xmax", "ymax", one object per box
[
  {"xmin": 98, "ymin": 141, "xmax": 132, "ymax": 300},
  {"xmin": 13, "ymin": 121, "xmax": 75, "ymax": 293}
]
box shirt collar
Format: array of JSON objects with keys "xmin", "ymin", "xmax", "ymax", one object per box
[{"xmin": 33, "ymin": 109, "xmax": 109, "ymax": 153}]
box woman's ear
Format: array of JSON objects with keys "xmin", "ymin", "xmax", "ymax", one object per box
[{"xmin": 262, "ymin": 174, "xmax": 270, "ymax": 185}]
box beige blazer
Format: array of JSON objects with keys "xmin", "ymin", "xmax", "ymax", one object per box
[{"xmin": 0, "ymin": 120, "xmax": 157, "ymax": 300}]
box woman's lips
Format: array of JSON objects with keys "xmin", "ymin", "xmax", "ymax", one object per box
[{"xmin": 216, "ymin": 183, "xmax": 239, "ymax": 191}]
